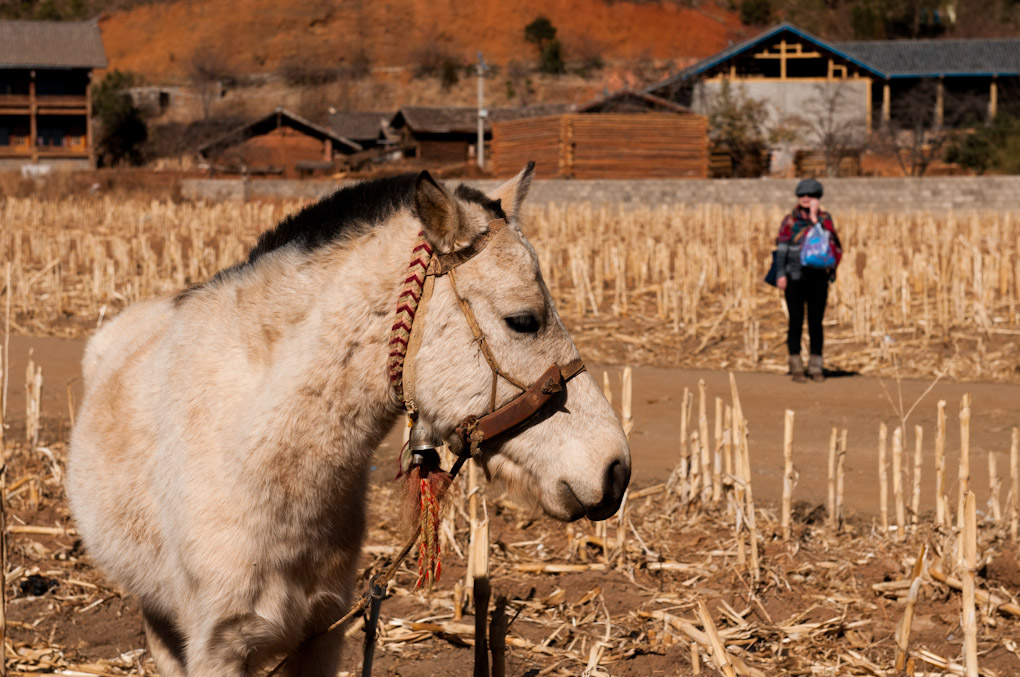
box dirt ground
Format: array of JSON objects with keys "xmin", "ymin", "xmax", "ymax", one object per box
[
  {"xmin": 2, "ymin": 333, "xmax": 1020, "ymax": 675},
  {"xmin": 8, "ymin": 334, "xmax": 1018, "ymax": 514}
]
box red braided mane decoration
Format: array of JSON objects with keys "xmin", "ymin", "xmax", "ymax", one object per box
[{"xmin": 388, "ymin": 232, "xmax": 433, "ymax": 401}]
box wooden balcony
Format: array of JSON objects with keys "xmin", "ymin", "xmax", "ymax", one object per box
[{"xmin": 0, "ymin": 94, "xmax": 89, "ymax": 113}]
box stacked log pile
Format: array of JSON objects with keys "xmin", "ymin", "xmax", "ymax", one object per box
[{"xmin": 491, "ymin": 113, "xmax": 708, "ymax": 180}]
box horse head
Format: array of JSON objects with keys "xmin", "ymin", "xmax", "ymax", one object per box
[{"xmin": 405, "ymin": 165, "xmax": 631, "ymax": 521}]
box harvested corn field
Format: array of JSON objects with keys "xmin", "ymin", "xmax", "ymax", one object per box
[{"xmin": 2, "ymin": 198, "xmax": 1019, "ymax": 382}]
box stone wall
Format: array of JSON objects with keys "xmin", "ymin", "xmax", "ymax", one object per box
[{"xmin": 180, "ymin": 175, "xmax": 1020, "ymax": 212}]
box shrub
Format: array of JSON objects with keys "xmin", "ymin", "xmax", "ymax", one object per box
[{"xmin": 92, "ymin": 70, "xmax": 147, "ymax": 167}]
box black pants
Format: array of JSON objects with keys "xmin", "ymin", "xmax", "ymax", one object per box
[{"xmin": 785, "ymin": 268, "xmax": 829, "ymax": 356}]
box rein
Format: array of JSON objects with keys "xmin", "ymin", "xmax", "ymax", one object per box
[{"xmin": 269, "ymin": 219, "xmax": 585, "ymax": 676}]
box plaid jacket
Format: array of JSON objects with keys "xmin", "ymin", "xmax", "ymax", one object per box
[{"xmin": 776, "ymin": 207, "xmax": 842, "ymax": 281}]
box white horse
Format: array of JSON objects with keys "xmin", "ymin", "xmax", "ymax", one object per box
[{"xmin": 67, "ymin": 165, "xmax": 630, "ymax": 676}]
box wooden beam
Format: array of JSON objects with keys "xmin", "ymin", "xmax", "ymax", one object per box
[
  {"xmin": 989, "ymin": 77, "xmax": 998, "ymax": 120},
  {"xmin": 780, "ymin": 40, "xmax": 786, "ymax": 80},
  {"xmin": 29, "ymin": 70, "xmax": 37, "ymax": 162},
  {"xmin": 935, "ymin": 78, "xmax": 944, "ymax": 128},
  {"xmin": 882, "ymin": 82, "xmax": 891, "ymax": 127},
  {"xmin": 865, "ymin": 78, "xmax": 873, "ymax": 135}
]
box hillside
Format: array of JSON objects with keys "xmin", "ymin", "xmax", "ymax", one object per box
[{"xmin": 97, "ymin": 0, "xmax": 745, "ymax": 89}]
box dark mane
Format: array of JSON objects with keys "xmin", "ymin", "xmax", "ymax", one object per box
[
  {"xmin": 174, "ymin": 173, "xmax": 506, "ymax": 306},
  {"xmin": 246, "ymin": 172, "xmax": 420, "ymax": 265}
]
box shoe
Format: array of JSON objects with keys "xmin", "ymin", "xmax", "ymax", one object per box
[
  {"xmin": 789, "ymin": 355, "xmax": 807, "ymax": 383},
  {"xmin": 808, "ymin": 354, "xmax": 824, "ymax": 382}
]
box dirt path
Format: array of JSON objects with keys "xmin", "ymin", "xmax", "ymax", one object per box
[{"xmin": 7, "ymin": 335, "xmax": 1018, "ymax": 518}]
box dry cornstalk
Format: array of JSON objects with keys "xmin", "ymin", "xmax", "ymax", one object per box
[
  {"xmin": 698, "ymin": 379, "xmax": 711, "ymax": 502},
  {"xmin": 827, "ymin": 427, "xmax": 838, "ymax": 530},
  {"xmin": 836, "ymin": 429, "xmax": 847, "ymax": 531},
  {"xmin": 465, "ymin": 457, "xmax": 479, "ymax": 606},
  {"xmin": 602, "ymin": 370, "xmax": 612, "ymax": 406},
  {"xmin": 678, "ymin": 387, "xmax": 692, "ymax": 503},
  {"xmin": 962, "ymin": 491, "xmax": 977, "ymax": 677},
  {"xmin": 1011, "ymin": 426, "xmax": 1019, "ymax": 543},
  {"xmin": 927, "ymin": 567, "xmax": 1020, "ymax": 618},
  {"xmin": 691, "ymin": 641, "xmax": 701, "ymax": 675},
  {"xmin": 958, "ymin": 394, "xmax": 972, "ymax": 531},
  {"xmin": 713, "ymin": 396, "xmax": 723, "ymax": 504},
  {"xmin": 894, "ymin": 543, "xmax": 927, "ymax": 673},
  {"xmin": 723, "ymin": 404, "xmax": 733, "ymax": 481},
  {"xmin": 0, "ymin": 464, "xmax": 6, "ymax": 677},
  {"xmin": 911, "ymin": 425, "xmax": 923, "ymax": 526},
  {"xmin": 935, "ymin": 400, "xmax": 947, "ymax": 528},
  {"xmin": 697, "ymin": 601, "xmax": 737, "ymax": 677},
  {"xmin": 893, "ymin": 426, "xmax": 905, "ymax": 541},
  {"xmin": 781, "ymin": 410, "xmax": 794, "ymax": 541},
  {"xmin": 988, "ymin": 452, "xmax": 1002, "ymax": 523},
  {"xmin": 879, "ymin": 422, "xmax": 889, "ymax": 535},
  {"xmin": 621, "ymin": 366, "xmax": 633, "ymax": 437}
]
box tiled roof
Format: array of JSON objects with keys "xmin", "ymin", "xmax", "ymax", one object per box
[
  {"xmin": 0, "ymin": 20, "xmax": 107, "ymax": 69},
  {"xmin": 576, "ymin": 88, "xmax": 692, "ymax": 114},
  {"xmin": 198, "ymin": 107, "xmax": 361, "ymax": 157},
  {"xmin": 836, "ymin": 38, "xmax": 1020, "ymax": 77},
  {"xmin": 645, "ymin": 21, "xmax": 1020, "ymax": 94},
  {"xmin": 393, "ymin": 104, "xmax": 572, "ymax": 134},
  {"xmin": 328, "ymin": 111, "xmax": 393, "ymax": 142}
]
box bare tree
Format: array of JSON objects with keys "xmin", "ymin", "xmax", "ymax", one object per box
[
  {"xmin": 188, "ymin": 47, "xmax": 233, "ymax": 121},
  {"xmin": 873, "ymin": 79, "xmax": 987, "ymax": 176},
  {"xmin": 803, "ymin": 81, "xmax": 868, "ymax": 176}
]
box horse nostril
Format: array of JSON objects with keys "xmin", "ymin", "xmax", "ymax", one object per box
[{"xmin": 605, "ymin": 459, "xmax": 631, "ymax": 503}]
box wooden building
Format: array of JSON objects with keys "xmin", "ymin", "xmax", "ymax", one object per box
[
  {"xmin": 0, "ymin": 20, "xmax": 106, "ymax": 170},
  {"xmin": 197, "ymin": 108, "xmax": 361, "ymax": 178},
  {"xmin": 327, "ymin": 110, "xmax": 395, "ymax": 151},
  {"xmin": 646, "ymin": 22, "xmax": 1020, "ymax": 171},
  {"xmin": 490, "ymin": 91, "xmax": 708, "ymax": 179},
  {"xmin": 389, "ymin": 104, "xmax": 570, "ymax": 165}
]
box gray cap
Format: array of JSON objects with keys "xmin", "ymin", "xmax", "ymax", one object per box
[{"xmin": 795, "ymin": 178, "xmax": 823, "ymax": 198}]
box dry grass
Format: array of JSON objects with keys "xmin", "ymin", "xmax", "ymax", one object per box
[{"xmin": 2, "ymin": 197, "xmax": 1018, "ymax": 381}]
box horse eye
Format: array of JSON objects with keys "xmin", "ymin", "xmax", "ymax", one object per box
[{"xmin": 505, "ymin": 313, "xmax": 541, "ymax": 334}]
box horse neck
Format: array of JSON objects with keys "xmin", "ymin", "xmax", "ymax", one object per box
[{"xmin": 242, "ymin": 215, "xmax": 421, "ymax": 468}]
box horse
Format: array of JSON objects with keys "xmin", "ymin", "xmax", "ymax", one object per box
[{"xmin": 67, "ymin": 165, "xmax": 631, "ymax": 676}]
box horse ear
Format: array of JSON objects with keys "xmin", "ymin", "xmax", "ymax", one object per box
[
  {"xmin": 414, "ymin": 171, "xmax": 466, "ymax": 251},
  {"xmin": 488, "ymin": 161, "xmax": 534, "ymax": 223}
]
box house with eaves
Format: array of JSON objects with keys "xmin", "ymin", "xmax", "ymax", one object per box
[
  {"xmin": 646, "ymin": 22, "xmax": 1020, "ymax": 173},
  {"xmin": 0, "ymin": 20, "xmax": 107, "ymax": 170}
]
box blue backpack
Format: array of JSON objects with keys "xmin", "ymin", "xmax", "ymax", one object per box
[{"xmin": 800, "ymin": 223, "xmax": 836, "ymax": 269}]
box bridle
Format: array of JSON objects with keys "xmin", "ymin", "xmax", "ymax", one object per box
[{"xmin": 388, "ymin": 218, "xmax": 586, "ymax": 468}]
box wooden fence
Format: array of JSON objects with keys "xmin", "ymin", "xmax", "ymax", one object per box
[{"xmin": 490, "ymin": 113, "xmax": 708, "ymax": 180}]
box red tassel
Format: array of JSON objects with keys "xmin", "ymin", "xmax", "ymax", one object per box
[{"xmin": 403, "ymin": 462, "xmax": 452, "ymax": 591}]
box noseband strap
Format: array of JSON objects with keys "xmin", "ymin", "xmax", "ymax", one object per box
[{"xmin": 390, "ymin": 219, "xmax": 585, "ymax": 459}]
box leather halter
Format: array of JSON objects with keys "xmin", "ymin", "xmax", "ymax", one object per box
[{"xmin": 391, "ymin": 219, "xmax": 586, "ymax": 459}]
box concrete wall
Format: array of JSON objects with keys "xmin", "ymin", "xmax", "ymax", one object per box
[
  {"xmin": 182, "ymin": 175, "xmax": 1020, "ymax": 212},
  {"xmin": 691, "ymin": 79, "xmax": 869, "ymax": 143}
]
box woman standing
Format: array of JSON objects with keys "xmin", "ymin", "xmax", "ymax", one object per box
[{"xmin": 775, "ymin": 178, "xmax": 842, "ymax": 382}]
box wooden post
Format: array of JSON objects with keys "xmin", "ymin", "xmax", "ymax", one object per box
[
  {"xmin": 882, "ymin": 81, "xmax": 891, "ymax": 127},
  {"xmin": 472, "ymin": 515, "xmax": 490, "ymax": 677},
  {"xmin": 879, "ymin": 423, "xmax": 889, "ymax": 535},
  {"xmin": 989, "ymin": 77, "xmax": 998, "ymax": 121},
  {"xmin": 936, "ymin": 400, "xmax": 947, "ymax": 527},
  {"xmin": 782, "ymin": 410, "xmax": 794, "ymax": 541},
  {"xmin": 893, "ymin": 426, "xmax": 906, "ymax": 541},
  {"xmin": 827, "ymin": 427, "xmax": 838, "ymax": 529},
  {"xmin": 912, "ymin": 425, "xmax": 923, "ymax": 526},
  {"xmin": 962, "ymin": 491, "xmax": 978, "ymax": 677}
]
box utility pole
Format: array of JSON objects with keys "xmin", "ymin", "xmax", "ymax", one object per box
[{"xmin": 477, "ymin": 51, "xmax": 487, "ymax": 170}]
